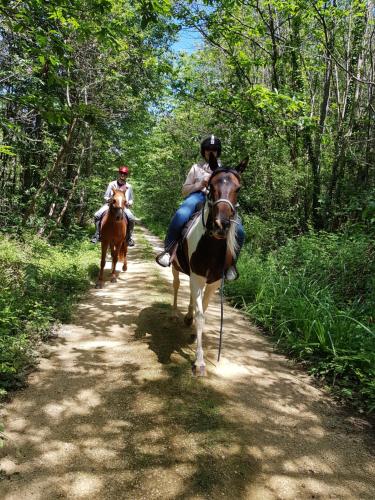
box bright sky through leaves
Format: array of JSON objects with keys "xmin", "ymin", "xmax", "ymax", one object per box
[{"xmin": 171, "ymin": 26, "xmax": 203, "ymax": 53}]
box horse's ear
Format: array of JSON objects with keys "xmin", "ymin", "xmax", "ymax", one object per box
[
  {"xmin": 208, "ymin": 152, "xmax": 219, "ymax": 171},
  {"xmin": 236, "ymin": 156, "xmax": 249, "ymax": 174}
]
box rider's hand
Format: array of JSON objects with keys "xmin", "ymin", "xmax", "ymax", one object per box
[{"xmin": 200, "ymin": 178, "xmax": 209, "ymax": 189}]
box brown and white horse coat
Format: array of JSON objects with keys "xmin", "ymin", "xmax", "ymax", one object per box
[{"xmin": 171, "ymin": 154, "xmax": 248, "ymax": 375}]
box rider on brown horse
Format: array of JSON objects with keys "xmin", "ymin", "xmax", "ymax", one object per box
[
  {"xmin": 156, "ymin": 135, "xmax": 245, "ymax": 281},
  {"xmin": 91, "ymin": 165, "xmax": 135, "ymax": 246}
]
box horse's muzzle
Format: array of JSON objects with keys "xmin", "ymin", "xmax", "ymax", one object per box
[
  {"xmin": 210, "ymin": 218, "xmax": 230, "ymax": 239},
  {"xmin": 210, "ymin": 228, "xmax": 228, "ymax": 239}
]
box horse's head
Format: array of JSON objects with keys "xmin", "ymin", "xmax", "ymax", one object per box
[
  {"xmin": 110, "ymin": 188, "xmax": 126, "ymax": 221},
  {"xmin": 207, "ymin": 153, "xmax": 248, "ymax": 239}
]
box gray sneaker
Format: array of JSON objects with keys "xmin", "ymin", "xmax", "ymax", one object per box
[
  {"xmin": 225, "ymin": 265, "xmax": 238, "ymax": 281},
  {"xmin": 156, "ymin": 252, "xmax": 171, "ymax": 267}
]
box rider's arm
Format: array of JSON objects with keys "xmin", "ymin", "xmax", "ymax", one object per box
[
  {"xmin": 182, "ymin": 165, "xmax": 208, "ymax": 198},
  {"xmin": 104, "ymin": 182, "xmax": 114, "ymax": 202},
  {"xmin": 126, "ymin": 184, "xmax": 134, "ymax": 207}
]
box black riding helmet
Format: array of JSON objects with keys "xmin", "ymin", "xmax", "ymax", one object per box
[{"xmin": 200, "ymin": 135, "xmax": 222, "ymax": 157}]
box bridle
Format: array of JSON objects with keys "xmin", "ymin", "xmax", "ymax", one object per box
[
  {"xmin": 200, "ymin": 167, "xmax": 242, "ymax": 362},
  {"xmin": 109, "ymin": 192, "xmax": 126, "ymax": 217},
  {"xmin": 202, "ymin": 168, "xmax": 241, "ymax": 229}
]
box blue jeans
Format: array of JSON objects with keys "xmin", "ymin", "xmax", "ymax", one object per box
[{"xmin": 165, "ymin": 191, "xmax": 245, "ymax": 258}]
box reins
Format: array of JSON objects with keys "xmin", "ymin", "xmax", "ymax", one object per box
[
  {"xmin": 218, "ymin": 270, "xmax": 225, "ymax": 362},
  {"xmin": 200, "ymin": 168, "xmax": 241, "ymax": 362}
]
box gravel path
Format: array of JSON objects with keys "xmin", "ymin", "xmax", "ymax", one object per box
[{"xmin": 0, "ymin": 226, "xmax": 374, "ymax": 499}]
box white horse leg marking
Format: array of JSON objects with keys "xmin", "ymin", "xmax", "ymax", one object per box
[{"xmin": 190, "ymin": 273, "xmax": 207, "ymax": 374}]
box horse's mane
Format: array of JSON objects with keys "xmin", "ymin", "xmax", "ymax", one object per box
[{"xmin": 227, "ymin": 213, "xmax": 239, "ymax": 258}]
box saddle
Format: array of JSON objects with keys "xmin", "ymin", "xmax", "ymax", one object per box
[{"xmin": 170, "ymin": 210, "xmax": 202, "ymax": 275}]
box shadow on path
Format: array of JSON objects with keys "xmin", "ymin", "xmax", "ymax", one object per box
[{"xmin": 0, "ymin": 228, "xmax": 374, "ymax": 499}]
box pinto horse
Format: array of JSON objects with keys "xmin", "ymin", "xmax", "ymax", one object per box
[
  {"xmin": 171, "ymin": 153, "xmax": 248, "ymax": 375},
  {"xmin": 96, "ymin": 189, "xmax": 128, "ymax": 288}
]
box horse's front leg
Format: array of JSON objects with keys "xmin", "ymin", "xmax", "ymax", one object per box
[
  {"xmin": 190, "ymin": 273, "xmax": 206, "ymax": 376},
  {"xmin": 111, "ymin": 243, "xmax": 119, "ymax": 283},
  {"xmin": 96, "ymin": 241, "xmax": 109, "ymax": 288}
]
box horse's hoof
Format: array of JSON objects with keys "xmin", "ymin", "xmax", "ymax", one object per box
[
  {"xmin": 192, "ymin": 364, "xmax": 206, "ymax": 377},
  {"xmin": 184, "ymin": 315, "xmax": 193, "ymax": 327},
  {"xmin": 95, "ymin": 283, "xmax": 103, "ymax": 289},
  {"xmin": 122, "ymin": 266, "xmax": 127, "ymax": 272},
  {"xmin": 110, "ymin": 277, "xmax": 117, "ymax": 283}
]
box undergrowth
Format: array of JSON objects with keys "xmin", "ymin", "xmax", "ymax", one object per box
[
  {"xmin": 225, "ymin": 230, "xmax": 375, "ymax": 414},
  {"xmin": 0, "ymin": 233, "xmax": 99, "ymax": 397}
]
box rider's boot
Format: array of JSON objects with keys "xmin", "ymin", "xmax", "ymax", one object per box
[
  {"xmin": 127, "ymin": 219, "xmax": 135, "ymax": 247},
  {"xmin": 91, "ymin": 218, "xmax": 101, "ymax": 244}
]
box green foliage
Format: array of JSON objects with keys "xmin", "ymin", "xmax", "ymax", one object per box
[
  {"xmin": 226, "ymin": 230, "xmax": 375, "ymax": 412},
  {"xmin": 0, "ymin": 234, "xmax": 98, "ymax": 395}
]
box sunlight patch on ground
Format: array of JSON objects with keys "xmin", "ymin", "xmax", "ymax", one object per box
[
  {"xmin": 214, "ymin": 358, "xmax": 250, "ymax": 378},
  {"xmin": 70, "ymin": 473, "xmax": 103, "ymax": 497},
  {"xmin": 41, "ymin": 440, "xmax": 79, "ymax": 466},
  {"xmin": 43, "ymin": 389, "xmax": 102, "ymax": 421}
]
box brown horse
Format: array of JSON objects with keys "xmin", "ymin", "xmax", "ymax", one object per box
[
  {"xmin": 96, "ymin": 189, "xmax": 128, "ymax": 288},
  {"xmin": 171, "ymin": 153, "xmax": 248, "ymax": 375}
]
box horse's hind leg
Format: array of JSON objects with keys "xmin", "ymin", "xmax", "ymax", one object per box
[
  {"xmin": 122, "ymin": 241, "xmax": 128, "ymax": 272},
  {"xmin": 184, "ymin": 292, "xmax": 194, "ymax": 327},
  {"xmin": 111, "ymin": 244, "xmax": 118, "ymax": 282},
  {"xmin": 172, "ymin": 266, "xmax": 180, "ymax": 319},
  {"xmin": 203, "ymin": 280, "xmax": 221, "ymax": 312}
]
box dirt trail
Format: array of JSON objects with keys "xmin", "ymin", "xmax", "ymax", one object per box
[{"xmin": 0, "ymin": 226, "xmax": 374, "ymax": 500}]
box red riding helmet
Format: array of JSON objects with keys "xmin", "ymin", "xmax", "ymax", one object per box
[{"xmin": 118, "ymin": 165, "xmax": 129, "ymax": 175}]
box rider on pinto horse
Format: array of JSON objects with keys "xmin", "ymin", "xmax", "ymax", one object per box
[
  {"xmin": 156, "ymin": 135, "xmax": 245, "ymax": 281},
  {"xmin": 91, "ymin": 165, "xmax": 135, "ymax": 246}
]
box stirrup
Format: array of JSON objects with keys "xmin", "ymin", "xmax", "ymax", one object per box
[
  {"xmin": 91, "ymin": 234, "xmax": 100, "ymax": 244},
  {"xmin": 156, "ymin": 251, "xmax": 171, "ymax": 267}
]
